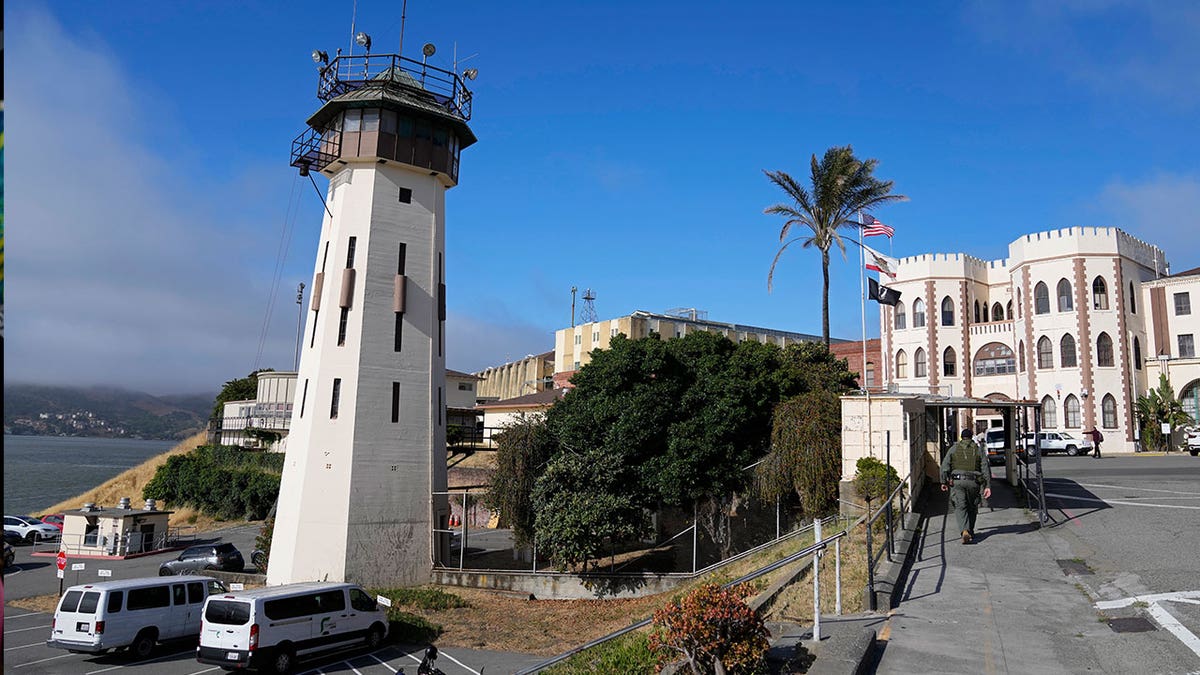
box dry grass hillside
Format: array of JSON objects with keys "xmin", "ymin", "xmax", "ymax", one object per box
[{"xmin": 38, "ymin": 431, "xmax": 256, "ymax": 533}]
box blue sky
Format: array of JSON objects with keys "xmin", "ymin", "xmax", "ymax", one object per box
[{"xmin": 7, "ymin": 1, "xmax": 1199, "ymax": 394}]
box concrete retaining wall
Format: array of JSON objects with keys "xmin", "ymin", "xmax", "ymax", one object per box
[{"xmin": 432, "ymin": 568, "xmax": 690, "ymax": 599}]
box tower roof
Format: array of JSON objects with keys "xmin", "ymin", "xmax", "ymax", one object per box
[{"xmin": 307, "ymin": 81, "xmax": 477, "ymax": 149}]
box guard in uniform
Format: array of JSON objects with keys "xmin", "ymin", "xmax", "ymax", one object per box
[{"xmin": 940, "ymin": 428, "xmax": 993, "ymax": 544}]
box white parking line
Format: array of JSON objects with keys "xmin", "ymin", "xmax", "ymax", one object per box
[
  {"xmin": 1096, "ymin": 590, "xmax": 1200, "ymax": 609},
  {"xmin": 5, "ymin": 625, "xmax": 50, "ymax": 634},
  {"xmin": 11, "ymin": 652, "xmax": 75, "ymax": 668},
  {"xmin": 1045, "ymin": 493, "xmax": 1200, "ymax": 510},
  {"xmin": 438, "ymin": 651, "xmax": 480, "ymax": 675},
  {"xmin": 1147, "ymin": 602, "xmax": 1200, "ymax": 659},
  {"xmin": 5, "ymin": 642, "xmax": 49, "ymax": 651},
  {"xmin": 1076, "ymin": 482, "xmax": 1200, "ymax": 496},
  {"xmin": 184, "ymin": 668, "xmax": 219, "ymax": 675},
  {"xmin": 85, "ymin": 648, "xmax": 193, "ymax": 674},
  {"xmin": 369, "ymin": 653, "xmax": 399, "ymax": 672},
  {"xmin": 2, "ymin": 612, "xmax": 45, "ymax": 620}
]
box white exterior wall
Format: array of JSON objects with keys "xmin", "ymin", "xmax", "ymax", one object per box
[
  {"xmin": 446, "ymin": 374, "xmax": 478, "ymax": 409},
  {"xmin": 269, "ymin": 159, "xmax": 450, "ymax": 588},
  {"xmin": 880, "ymin": 227, "xmax": 1166, "ymax": 452},
  {"xmin": 1143, "ymin": 273, "xmax": 1200, "ymax": 429}
]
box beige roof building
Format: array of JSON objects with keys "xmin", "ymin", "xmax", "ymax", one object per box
[
  {"xmin": 474, "ymin": 350, "xmax": 554, "ymax": 402},
  {"xmin": 1142, "ymin": 266, "xmax": 1200, "ymax": 430},
  {"xmin": 878, "ymin": 226, "xmax": 1196, "ymax": 452}
]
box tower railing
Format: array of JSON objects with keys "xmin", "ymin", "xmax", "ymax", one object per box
[
  {"xmin": 316, "ymin": 54, "xmax": 473, "ymax": 121},
  {"xmin": 290, "ymin": 126, "xmax": 341, "ymax": 175}
]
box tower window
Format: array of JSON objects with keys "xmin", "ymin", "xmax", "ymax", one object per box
[
  {"xmin": 338, "ymin": 307, "xmax": 349, "ymax": 346},
  {"xmin": 330, "ymin": 378, "xmax": 342, "ymax": 419},
  {"xmin": 300, "ymin": 379, "xmax": 308, "ymax": 418},
  {"xmin": 394, "ymin": 314, "xmax": 403, "ymax": 352},
  {"xmin": 346, "ymin": 237, "xmax": 357, "ymax": 268},
  {"xmin": 391, "ymin": 382, "xmax": 400, "ymax": 423},
  {"xmin": 398, "ymin": 187, "xmax": 412, "ymax": 204}
]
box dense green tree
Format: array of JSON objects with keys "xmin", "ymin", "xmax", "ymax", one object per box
[
  {"xmin": 754, "ymin": 389, "xmax": 843, "ymax": 517},
  {"xmin": 484, "ymin": 414, "xmax": 558, "ymax": 548},
  {"xmin": 1136, "ymin": 373, "xmax": 1192, "ymax": 452},
  {"xmin": 210, "ymin": 370, "xmax": 273, "ymax": 420},
  {"xmin": 765, "ymin": 145, "xmax": 906, "ymax": 345}
]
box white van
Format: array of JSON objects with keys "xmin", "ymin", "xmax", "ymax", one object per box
[
  {"xmin": 196, "ymin": 582, "xmax": 388, "ymax": 673},
  {"xmin": 47, "ymin": 576, "xmax": 228, "ymax": 658}
]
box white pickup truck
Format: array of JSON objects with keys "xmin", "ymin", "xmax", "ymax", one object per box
[
  {"xmin": 1187, "ymin": 428, "xmax": 1200, "ymax": 457},
  {"xmin": 1021, "ymin": 431, "xmax": 1093, "ymax": 457}
]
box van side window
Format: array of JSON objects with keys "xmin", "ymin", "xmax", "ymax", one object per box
[
  {"xmin": 173, "ymin": 584, "xmax": 187, "ymax": 605},
  {"xmin": 207, "ymin": 580, "xmax": 228, "ymax": 595},
  {"xmin": 60, "ymin": 590, "xmax": 83, "ymax": 612},
  {"xmin": 187, "ymin": 582, "xmax": 205, "ymax": 604},
  {"xmin": 315, "ymin": 590, "xmax": 346, "ymax": 613},
  {"xmin": 127, "ymin": 585, "xmax": 171, "ymax": 610},
  {"xmin": 265, "ymin": 594, "xmax": 319, "ymax": 620},
  {"xmin": 107, "ymin": 591, "xmax": 123, "ymax": 613},
  {"xmin": 349, "ymin": 588, "xmax": 376, "ymax": 612},
  {"xmin": 78, "ymin": 592, "xmax": 101, "ymax": 613}
]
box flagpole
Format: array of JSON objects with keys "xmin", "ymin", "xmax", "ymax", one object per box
[{"xmin": 859, "ymin": 210, "xmax": 873, "ymax": 459}]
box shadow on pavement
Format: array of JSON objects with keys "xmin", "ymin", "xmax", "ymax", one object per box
[{"xmin": 1039, "ymin": 477, "xmax": 1112, "ymax": 527}]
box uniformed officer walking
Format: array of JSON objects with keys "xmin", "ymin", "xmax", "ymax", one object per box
[{"xmin": 940, "ymin": 428, "xmax": 993, "ymax": 544}]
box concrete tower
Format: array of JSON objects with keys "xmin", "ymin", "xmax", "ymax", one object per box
[{"xmin": 268, "ymin": 45, "xmax": 476, "ymax": 587}]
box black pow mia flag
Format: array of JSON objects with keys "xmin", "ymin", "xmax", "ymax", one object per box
[{"xmin": 868, "ymin": 277, "xmax": 901, "ymax": 306}]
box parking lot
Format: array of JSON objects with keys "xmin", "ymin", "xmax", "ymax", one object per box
[{"xmin": 3, "ymin": 524, "xmax": 542, "ymax": 674}]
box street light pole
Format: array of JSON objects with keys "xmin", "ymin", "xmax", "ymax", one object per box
[{"xmin": 294, "ymin": 282, "xmax": 306, "ymax": 370}]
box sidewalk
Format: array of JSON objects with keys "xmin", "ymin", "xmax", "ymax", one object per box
[{"xmin": 873, "ymin": 480, "xmax": 1109, "ymax": 674}]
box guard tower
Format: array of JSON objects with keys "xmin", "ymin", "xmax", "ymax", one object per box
[{"xmin": 268, "ymin": 42, "xmax": 476, "ymax": 587}]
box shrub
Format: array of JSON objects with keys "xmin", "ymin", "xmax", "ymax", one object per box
[
  {"xmin": 373, "ymin": 587, "xmax": 469, "ymax": 611},
  {"xmin": 648, "ymin": 583, "xmax": 769, "ymax": 674},
  {"xmin": 142, "ymin": 445, "xmax": 283, "ymax": 520},
  {"xmin": 544, "ymin": 632, "xmax": 655, "ymax": 674},
  {"xmin": 853, "ymin": 456, "xmax": 900, "ymax": 504},
  {"xmin": 254, "ymin": 517, "xmax": 274, "ymax": 574},
  {"xmin": 386, "ymin": 611, "xmax": 442, "ymax": 644}
]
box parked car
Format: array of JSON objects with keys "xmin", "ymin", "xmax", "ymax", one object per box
[
  {"xmin": 4, "ymin": 529, "xmax": 24, "ymax": 546},
  {"xmin": 39, "ymin": 514, "xmax": 66, "ymax": 531},
  {"xmin": 3, "ymin": 515, "xmax": 62, "ymax": 543},
  {"xmin": 1186, "ymin": 428, "xmax": 1200, "ymax": 457},
  {"xmin": 4, "ymin": 542, "xmax": 15, "ymax": 568},
  {"xmin": 159, "ymin": 543, "xmax": 244, "ymax": 576},
  {"xmin": 1022, "ymin": 432, "xmax": 1093, "ymax": 456}
]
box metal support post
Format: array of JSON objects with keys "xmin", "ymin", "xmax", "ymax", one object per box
[
  {"xmin": 885, "ymin": 430, "xmax": 893, "ymax": 561},
  {"xmin": 834, "ymin": 537, "xmax": 842, "ymax": 616},
  {"xmin": 775, "ymin": 499, "xmax": 781, "ymax": 540},
  {"xmin": 692, "ymin": 502, "xmax": 698, "ymax": 574},
  {"xmin": 459, "ymin": 491, "xmax": 468, "ymax": 570},
  {"xmin": 865, "ymin": 502, "xmax": 876, "ymax": 611},
  {"xmin": 812, "ymin": 518, "xmax": 822, "ymax": 641}
]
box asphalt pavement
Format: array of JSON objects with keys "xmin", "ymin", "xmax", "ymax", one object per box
[{"xmin": 873, "ymin": 453, "xmax": 1200, "ymax": 674}]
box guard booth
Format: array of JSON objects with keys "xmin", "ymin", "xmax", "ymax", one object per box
[
  {"xmin": 59, "ymin": 499, "xmax": 174, "ymax": 557},
  {"xmin": 840, "ymin": 393, "xmax": 1044, "ymax": 516}
]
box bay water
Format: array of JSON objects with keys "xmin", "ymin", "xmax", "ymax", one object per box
[{"xmin": 3, "ymin": 435, "xmax": 177, "ymax": 516}]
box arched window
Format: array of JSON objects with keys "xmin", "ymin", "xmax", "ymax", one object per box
[
  {"xmin": 1006, "ymin": 300, "xmax": 1014, "ymax": 320},
  {"xmin": 894, "ymin": 303, "xmax": 906, "ymax": 330},
  {"xmin": 1101, "ymin": 394, "xmax": 1117, "ymax": 428},
  {"xmin": 1093, "ymin": 277, "xmax": 1109, "ymax": 310},
  {"xmin": 1063, "ymin": 395, "xmax": 1081, "ymax": 428},
  {"xmin": 1097, "ymin": 332, "xmax": 1114, "ymax": 367},
  {"xmin": 913, "ymin": 299, "xmax": 926, "ymax": 328},
  {"xmin": 1037, "ymin": 336, "xmax": 1054, "ymax": 369},
  {"xmin": 941, "ymin": 297, "xmax": 955, "ymax": 326},
  {"xmin": 1019, "ymin": 340, "xmax": 1026, "ymax": 371},
  {"xmin": 1041, "ymin": 395, "xmax": 1057, "ymax": 428},
  {"xmin": 896, "ymin": 350, "xmax": 908, "ymax": 379},
  {"xmin": 983, "ymin": 303, "xmax": 990, "ymax": 322},
  {"xmin": 1133, "ymin": 336, "xmax": 1142, "ymax": 370},
  {"xmin": 992, "ymin": 302, "xmax": 1004, "ymax": 321},
  {"xmin": 1060, "ymin": 334, "xmax": 1078, "ymax": 368},
  {"xmin": 1182, "ymin": 380, "xmax": 1200, "ymax": 424},
  {"xmin": 914, "ymin": 348, "xmax": 927, "ymax": 377},
  {"xmin": 1035, "ymin": 282, "xmax": 1050, "ymax": 314},
  {"xmin": 943, "ymin": 347, "xmax": 957, "ymax": 376},
  {"xmin": 974, "ymin": 300, "xmax": 981, "ymax": 323},
  {"xmin": 1129, "ymin": 281, "xmax": 1136, "ymax": 314},
  {"xmin": 973, "ymin": 342, "xmax": 1016, "ymax": 376},
  {"xmin": 1017, "ymin": 288, "xmax": 1023, "ymax": 318},
  {"xmin": 1057, "ymin": 279, "xmax": 1073, "ymax": 312}
]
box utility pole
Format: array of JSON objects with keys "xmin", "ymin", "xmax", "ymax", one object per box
[
  {"xmin": 294, "ymin": 282, "xmax": 305, "ymax": 371},
  {"xmin": 571, "ymin": 286, "xmax": 577, "ymax": 328}
]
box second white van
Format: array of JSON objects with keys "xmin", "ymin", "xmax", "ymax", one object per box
[
  {"xmin": 196, "ymin": 582, "xmax": 388, "ymax": 673},
  {"xmin": 47, "ymin": 576, "xmax": 228, "ymax": 658}
]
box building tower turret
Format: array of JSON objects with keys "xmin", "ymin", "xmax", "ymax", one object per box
[{"xmin": 268, "ymin": 43, "xmax": 476, "ymax": 587}]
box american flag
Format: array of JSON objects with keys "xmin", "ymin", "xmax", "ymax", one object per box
[{"xmin": 860, "ymin": 215, "xmax": 895, "ymax": 238}]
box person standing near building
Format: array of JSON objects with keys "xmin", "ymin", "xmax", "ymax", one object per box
[
  {"xmin": 1087, "ymin": 427, "xmax": 1103, "ymax": 458},
  {"xmin": 940, "ymin": 429, "xmax": 992, "ymax": 544}
]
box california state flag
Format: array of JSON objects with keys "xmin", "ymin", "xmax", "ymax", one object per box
[{"xmin": 863, "ymin": 243, "xmax": 899, "ymax": 279}]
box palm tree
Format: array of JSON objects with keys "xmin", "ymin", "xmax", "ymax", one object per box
[{"xmin": 765, "ymin": 146, "xmax": 906, "ymax": 346}]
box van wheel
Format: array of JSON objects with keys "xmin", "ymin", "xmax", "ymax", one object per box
[
  {"xmin": 269, "ymin": 645, "xmax": 295, "ymax": 674},
  {"xmin": 131, "ymin": 629, "xmax": 156, "ymax": 659},
  {"xmin": 366, "ymin": 623, "xmax": 385, "ymax": 650},
  {"xmin": 1066, "ymin": 445, "xmax": 1078, "ymax": 456}
]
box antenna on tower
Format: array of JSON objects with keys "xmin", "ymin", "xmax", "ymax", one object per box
[
  {"xmin": 571, "ymin": 286, "xmax": 577, "ymax": 327},
  {"xmin": 581, "ymin": 289, "xmax": 598, "ymax": 323}
]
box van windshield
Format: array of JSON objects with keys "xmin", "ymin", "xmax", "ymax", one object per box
[{"xmin": 205, "ymin": 600, "xmax": 251, "ymax": 625}]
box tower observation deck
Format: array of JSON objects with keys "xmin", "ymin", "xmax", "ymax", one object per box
[{"xmin": 290, "ymin": 53, "xmax": 477, "ymax": 184}]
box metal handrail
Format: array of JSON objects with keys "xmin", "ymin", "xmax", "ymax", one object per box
[
  {"xmin": 315, "ymin": 54, "xmax": 473, "ymax": 120},
  {"xmin": 513, "ymin": 525, "xmax": 852, "ymax": 675}
]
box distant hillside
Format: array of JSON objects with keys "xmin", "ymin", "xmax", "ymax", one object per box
[{"xmin": 4, "ymin": 384, "xmax": 215, "ymax": 440}]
